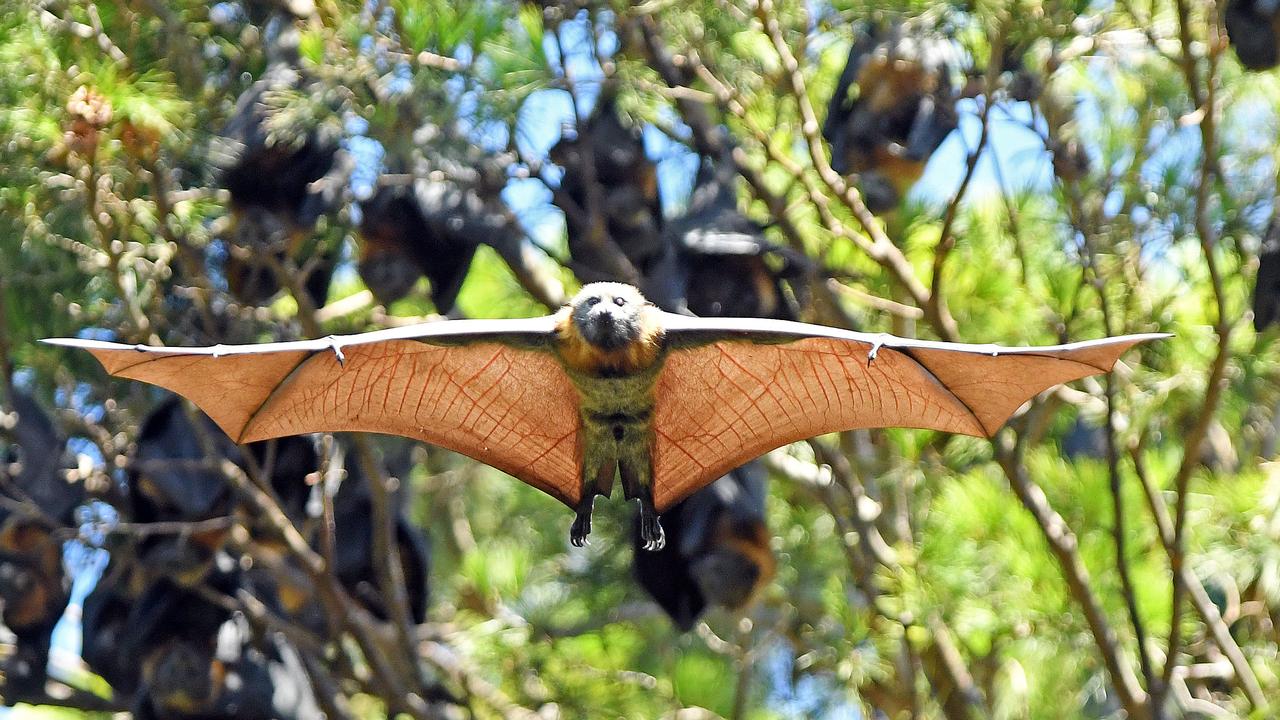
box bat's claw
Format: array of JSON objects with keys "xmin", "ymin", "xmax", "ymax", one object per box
[
  {"xmin": 570, "ymin": 509, "xmax": 592, "ymax": 547},
  {"xmin": 867, "ymin": 335, "xmax": 887, "ymax": 366},
  {"xmin": 639, "ymin": 510, "xmax": 665, "ymax": 552},
  {"xmin": 327, "ymin": 336, "xmax": 347, "ymax": 366}
]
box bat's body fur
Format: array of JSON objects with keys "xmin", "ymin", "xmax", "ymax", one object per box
[{"xmin": 553, "ymin": 283, "xmax": 670, "ymax": 549}]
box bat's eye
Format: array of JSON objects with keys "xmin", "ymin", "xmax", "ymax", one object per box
[{"xmin": 613, "ymin": 296, "xmax": 627, "ymax": 307}]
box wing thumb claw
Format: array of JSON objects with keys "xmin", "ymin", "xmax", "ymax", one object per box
[{"xmin": 326, "ymin": 336, "xmax": 346, "ymax": 366}]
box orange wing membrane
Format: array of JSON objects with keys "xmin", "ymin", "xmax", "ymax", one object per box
[
  {"xmin": 653, "ymin": 314, "xmax": 1163, "ymax": 510},
  {"xmin": 46, "ymin": 319, "xmax": 584, "ymax": 506},
  {"xmin": 47, "ymin": 303, "xmax": 1164, "ymax": 522}
]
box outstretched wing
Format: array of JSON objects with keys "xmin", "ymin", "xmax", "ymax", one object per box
[
  {"xmin": 45, "ymin": 318, "xmax": 585, "ymax": 507},
  {"xmin": 652, "ymin": 314, "xmax": 1165, "ymax": 510}
]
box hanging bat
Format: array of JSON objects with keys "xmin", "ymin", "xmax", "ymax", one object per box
[
  {"xmin": 1225, "ymin": 0, "xmax": 1280, "ymax": 71},
  {"xmin": 634, "ymin": 461, "xmax": 775, "ymax": 629},
  {"xmin": 1253, "ymin": 216, "xmax": 1280, "ymax": 331},
  {"xmin": 823, "ymin": 26, "xmax": 958, "ymax": 213},
  {"xmin": 46, "ymin": 283, "xmax": 1163, "ymax": 551}
]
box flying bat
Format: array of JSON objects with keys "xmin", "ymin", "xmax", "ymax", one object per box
[{"xmin": 46, "ymin": 283, "xmax": 1163, "ymax": 551}]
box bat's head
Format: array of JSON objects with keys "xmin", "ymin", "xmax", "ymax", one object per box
[{"xmin": 568, "ymin": 282, "xmax": 653, "ymax": 351}]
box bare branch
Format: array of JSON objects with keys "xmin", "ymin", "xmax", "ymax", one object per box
[
  {"xmin": 1164, "ymin": 3, "xmax": 1232, "ymax": 704},
  {"xmin": 749, "ymin": 0, "xmax": 959, "ymax": 340},
  {"xmin": 995, "ymin": 437, "xmax": 1148, "ymax": 716},
  {"xmin": 1130, "ymin": 449, "xmax": 1268, "ymax": 710}
]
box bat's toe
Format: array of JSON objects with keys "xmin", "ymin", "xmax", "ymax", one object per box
[
  {"xmin": 570, "ymin": 510, "xmax": 592, "ymax": 547},
  {"xmin": 639, "ymin": 512, "xmax": 666, "ymax": 552}
]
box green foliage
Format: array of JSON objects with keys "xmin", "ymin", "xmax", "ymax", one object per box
[{"xmin": 3, "ymin": 0, "xmax": 1279, "ymax": 717}]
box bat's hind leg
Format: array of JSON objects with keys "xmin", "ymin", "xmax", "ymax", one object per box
[
  {"xmin": 570, "ymin": 460, "xmax": 615, "ymax": 547},
  {"xmin": 620, "ymin": 460, "xmax": 665, "ymax": 552},
  {"xmin": 637, "ymin": 498, "xmax": 665, "ymax": 552},
  {"xmin": 570, "ymin": 499, "xmax": 593, "ymax": 547}
]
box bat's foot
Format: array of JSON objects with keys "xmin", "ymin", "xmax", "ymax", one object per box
[
  {"xmin": 570, "ymin": 505, "xmax": 593, "ymax": 547},
  {"xmin": 639, "ymin": 505, "xmax": 666, "ymax": 552}
]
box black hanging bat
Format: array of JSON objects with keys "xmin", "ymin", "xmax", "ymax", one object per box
[
  {"xmin": 634, "ymin": 461, "xmax": 775, "ymax": 629},
  {"xmin": 823, "ymin": 26, "xmax": 958, "ymax": 213},
  {"xmin": 47, "ymin": 283, "xmax": 1162, "ymax": 550},
  {"xmin": 1225, "ymin": 0, "xmax": 1280, "ymax": 71}
]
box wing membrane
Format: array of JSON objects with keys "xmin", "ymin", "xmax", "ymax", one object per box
[
  {"xmin": 46, "ymin": 318, "xmax": 584, "ymax": 506},
  {"xmin": 653, "ymin": 316, "xmax": 1162, "ymax": 510}
]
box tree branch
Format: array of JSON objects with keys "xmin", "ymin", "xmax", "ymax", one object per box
[
  {"xmin": 1130, "ymin": 449, "xmax": 1267, "ymax": 711},
  {"xmin": 1164, "ymin": 2, "xmax": 1231, "ymax": 704},
  {"xmin": 994, "ymin": 436, "xmax": 1148, "ymax": 717},
  {"xmin": 749, "ymin": 0, "xmax": 959, "ymax": 340}
]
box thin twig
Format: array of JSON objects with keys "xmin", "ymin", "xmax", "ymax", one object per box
[
  {"xmin": 749, "ymin": 0, "xmax": 959, "ymax": 340},
  {"xmin": 927, "ymin": 24, "xmax": 1004, "ymax": 328},
  {"xmin": 1104, "ymin": 372, "xmax": 1158, "ymax": 701},
  {"xmin": 1130, "ymin": 449, "xmax": 1267, "ymax": 710},
  {"xmin": 995, "ymin": 436, "xmax": 1148, "ymax": 716},
  {"xmin": 0, "ymin": 682, "xmax": 126, "ymax": 713},
  {"xmin": 1164, "ymin": 2, "xmax": 1231, "ymax": 704},
  {"xmin": 1069, "ymin": 154, "xmax": 1159, "ymax": 703},
  {"xmin": 351, "ymin": 434, "xmax": 426, "ymax": 690},
  {"xmin": 38, "ymin": 6, "xmax": 127, "ymax": 63}
]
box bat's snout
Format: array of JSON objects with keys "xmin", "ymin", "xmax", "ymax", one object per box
[
  {"xmin": 577, "ymin": 304, "xmax": 637, "ymax": 350},
  {"xmin": 591, "ymin": 306, "xmax": 617, "ymax": 327}
]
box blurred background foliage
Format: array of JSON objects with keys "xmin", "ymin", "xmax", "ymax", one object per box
[{"xmin": 0, "ymin": 0, "xmax": 1278, "ymax": 718}]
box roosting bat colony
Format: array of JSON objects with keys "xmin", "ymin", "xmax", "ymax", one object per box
[
  {"xmin": 33, "ymin": 17, "xmax": 1154, "ymax": 705},
  {"xmin": 10, "ymin": 0, "xmax": 1280, "ymax": 717}
]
